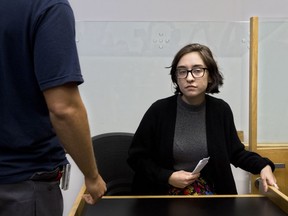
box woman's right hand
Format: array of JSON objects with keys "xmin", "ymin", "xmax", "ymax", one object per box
[{"xmin": 168, "ymin": 170, "xmax": 200, "ymax": 188}]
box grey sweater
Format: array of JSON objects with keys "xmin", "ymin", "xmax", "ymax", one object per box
[{"xmin": 173, "ymin": 95, "xmax": 208, "ymax": 171}]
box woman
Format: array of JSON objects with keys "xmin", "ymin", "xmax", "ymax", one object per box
[{"xmin": 127, "ymin": 43, "xmax": 277, "ymax": 195}]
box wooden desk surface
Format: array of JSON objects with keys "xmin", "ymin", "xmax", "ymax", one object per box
[
  {"xmin": 79, "ymin": 195, "xmax": 288, "ymax": 216},
  {"xmin": 70, "ymin": 183, "xmax": 288, "ymax": 216}
]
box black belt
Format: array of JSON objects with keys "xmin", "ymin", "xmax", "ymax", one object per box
[{"xmin": 29, "ymin": 167, "xmax": 63, "ymax": 182}]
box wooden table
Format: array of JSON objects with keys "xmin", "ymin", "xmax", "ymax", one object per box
[{"xmin": 70, "ymin": 185, "xmax": 288, "ymax": 216}]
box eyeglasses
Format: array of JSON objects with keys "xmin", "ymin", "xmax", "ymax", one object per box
[{"xmin": 176, "ymin": 67, "xmax": 208, "ymax": 79}]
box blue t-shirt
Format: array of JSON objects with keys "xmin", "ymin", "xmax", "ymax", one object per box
[{"xmin": 0, "ymin": 0, "xmax": 84, "ymax": 183}]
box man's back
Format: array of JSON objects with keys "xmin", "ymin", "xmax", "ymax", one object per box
[
  {"xmin": 0, "ymin": 0, "xmax": 82, "ymax": 184},
  {"xmin": 0, "ymin": 2, "xmax": 106, "ymax": 215}
]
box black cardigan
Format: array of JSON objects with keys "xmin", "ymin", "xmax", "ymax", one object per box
[{"xmin": 127, "ymin": 94, "xmax": 274, "ymax": 195}]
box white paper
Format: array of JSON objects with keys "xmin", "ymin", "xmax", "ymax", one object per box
[{"xmin": 191, "ymin": 157, "xmax": 210, "ymax": 174}]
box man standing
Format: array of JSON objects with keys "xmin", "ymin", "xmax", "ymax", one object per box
[{"xmin": 0, "ymin": 0, "xmax": 106, "ymax": 215}]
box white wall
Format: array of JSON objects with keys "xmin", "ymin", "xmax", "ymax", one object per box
[
  {"xmin": 68, "ymin": 0, "xmax": 288, "ymax": 22},
  {"xmin": 63, "ymin": 1, "xmax": 288, "ymax": 215}
]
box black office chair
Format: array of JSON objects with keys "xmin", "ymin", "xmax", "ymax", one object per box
[{"xmin": 92, "ymin": 132, "xmax": 134, "ymax": 195}]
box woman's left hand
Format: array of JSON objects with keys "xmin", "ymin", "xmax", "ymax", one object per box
[{"xmin": 260, "ymin": 165, "xmax": 279, "ymax": 192}]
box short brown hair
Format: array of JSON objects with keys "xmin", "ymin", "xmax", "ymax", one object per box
[{"xmin": 169, "ymin": 43, "xmax": 223, "ymax": 94}]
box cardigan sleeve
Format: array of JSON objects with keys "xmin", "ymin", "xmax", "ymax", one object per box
[
  {"xmin": 223, "ymin": 101, "xmax": 275, "ymax": 174},
  {"xmin": 127, "ymin": 101, "xmax": 174, "ymax": 185}
]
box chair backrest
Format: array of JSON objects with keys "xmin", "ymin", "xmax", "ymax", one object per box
[{"xmin": 92, "ymin": 132, "xmax": 134, "ymax": 195}]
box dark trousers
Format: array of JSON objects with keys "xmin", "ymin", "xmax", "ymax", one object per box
[{"xmin": 0, "ymin": 180, "xmax": 63, "ymax": 216}]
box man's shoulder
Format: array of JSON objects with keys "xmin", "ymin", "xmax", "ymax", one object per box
[{"xmin": 33, "ymin": 0, "xmax": 71, "ymax": 14}]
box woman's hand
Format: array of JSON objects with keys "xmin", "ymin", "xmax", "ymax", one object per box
[
  {"xmin": 168, "ymin": 170, "xmax": 200, "ymax": 188},
  {"xmin": 260, "ymin": 165, "xmax": 279, "ymax": 192}
]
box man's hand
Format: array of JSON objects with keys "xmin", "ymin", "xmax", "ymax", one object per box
[{"xmin": 83, "ymin": 174, "xmax": 107, "ymax": 205}]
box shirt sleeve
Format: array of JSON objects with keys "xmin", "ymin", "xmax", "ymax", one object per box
[{"xmin": 33, "ymin": 3, "xmax": 83, "ymax": 91}]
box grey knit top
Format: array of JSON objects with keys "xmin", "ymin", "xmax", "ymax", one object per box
[{"xmin": 173, "ymin": 95, "xmax": 208, "ymax": 171}]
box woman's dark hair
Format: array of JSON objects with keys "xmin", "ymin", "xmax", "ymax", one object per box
[{"xmin": 169, "ymin": 43, "xmax": 223, "ymax": 94}]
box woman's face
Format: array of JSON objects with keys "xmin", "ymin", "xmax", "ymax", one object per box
[{"xmin": 176, "ymin": 52, "xmax": 211, "ymax": 105}]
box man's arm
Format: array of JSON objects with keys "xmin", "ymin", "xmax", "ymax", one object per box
[{"xmin": 43, "ymin": 82, "xmax": 106, "ymax": 204}]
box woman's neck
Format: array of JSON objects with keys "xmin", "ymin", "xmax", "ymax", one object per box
[{"xmin": 181, "ymin": 94, "xmax": 205, "ymax": 106}]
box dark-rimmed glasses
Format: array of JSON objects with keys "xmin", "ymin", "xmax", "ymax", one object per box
[{"xmin": 176, "ymin": 67, "xmax": 208, "ymax": 79}]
